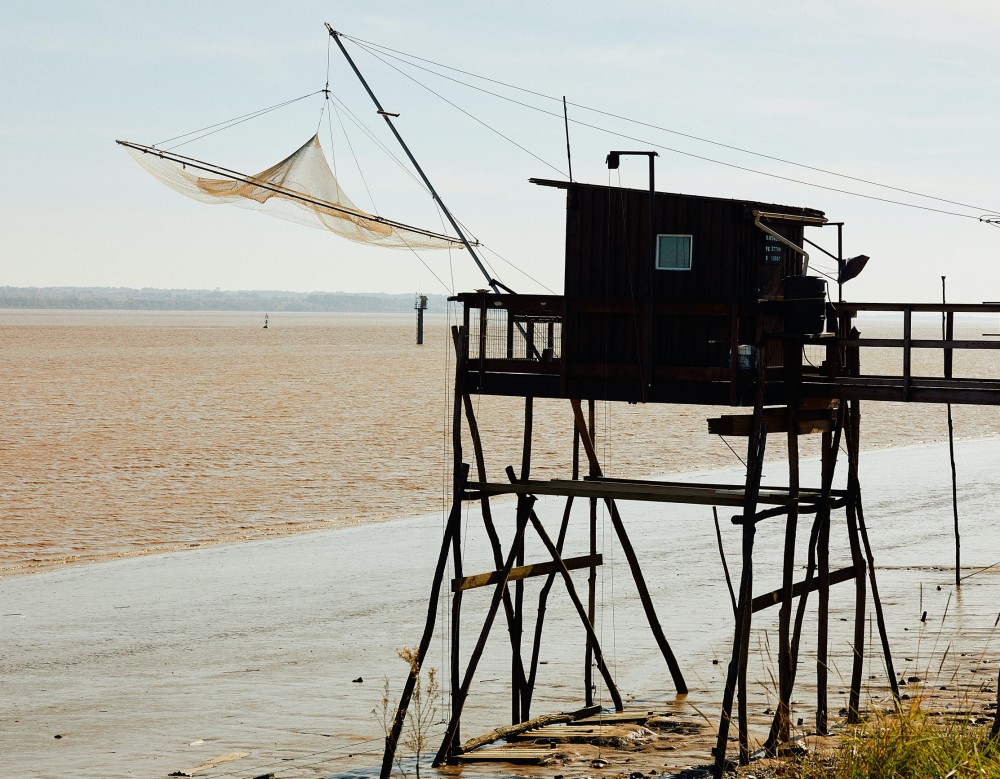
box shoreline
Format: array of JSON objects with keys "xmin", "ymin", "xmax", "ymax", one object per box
[
  {"xmin": 3, "ymin": 438, "xmax": 1000, "ymax": 777},
  {"xmin": 4, "ymin": 433, "xmax": 998, "ymax": 580}
]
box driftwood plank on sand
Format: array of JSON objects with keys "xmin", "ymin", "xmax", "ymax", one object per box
[{"xmin": 169, "ymin": 751, "xmax": 250, "ymax": 776}]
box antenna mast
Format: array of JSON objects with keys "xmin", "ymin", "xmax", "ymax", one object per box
[{"xmin": 325, "ymin": 24, "xmax": 505, "ymax": 295}]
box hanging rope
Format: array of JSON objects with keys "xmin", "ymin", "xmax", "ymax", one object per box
[
  {"xmin": 330, "ymin": 100, "xmax": 380, "ymax": 217},
  {"xmin": 157, "ymin": 91, "xmax": 323, "ymax": 150},
  {"xmin": 718, "ymin": 435, "xmax": 749, "ymax": 469},
  {"xmin": 959, "ymin": 558, "xmax": 1000, "ymax": 582}
]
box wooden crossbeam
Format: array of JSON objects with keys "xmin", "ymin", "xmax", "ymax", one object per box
[
  {"xmin": 468, "ymin": 478, "xmax": 848, "ymax": 508},
  {"xmin": 452, "ymin": 554, "xmax": 602, "ymax": 592},
  {"xmin": 751, "ymin": 565, "xmax": 857, "ymax": 613},
  {"xmin": 456, "ymin": 748, "xmax": 555, "ymax": 764},
  {"xmin": 708, "ymin": 410, "xmax": 834, "ymax": 437}
]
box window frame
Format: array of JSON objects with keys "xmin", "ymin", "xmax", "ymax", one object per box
[{"xmin": 655, "ymin": 233, "xmax": 694, "ymax": 271}]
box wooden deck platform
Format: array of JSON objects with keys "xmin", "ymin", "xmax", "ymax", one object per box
[{"xmin": 467, "ymin": 475, "xmax": 849, "ymax": 509}]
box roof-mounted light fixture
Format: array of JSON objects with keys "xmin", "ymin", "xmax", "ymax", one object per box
[{"xmin": 838, "ymin": 254, "xmax": 870, "ymax": 284}]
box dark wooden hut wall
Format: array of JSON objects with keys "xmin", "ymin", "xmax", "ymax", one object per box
[{"xmin": 551, "ymin": 180, "xmax": 820, "ymax": 373}]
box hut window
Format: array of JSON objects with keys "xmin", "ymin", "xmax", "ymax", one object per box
[{"xmin": 655, "ymin": 234, "xmax": 693, "ymax": 271}]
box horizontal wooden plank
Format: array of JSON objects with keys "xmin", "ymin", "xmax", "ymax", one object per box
[
  {"xmin": 802, "ymin": 379, "xmax": 1000, "ymax": 406},
  {"xmin": 476, "ymin": 358, "xmax": 560, "ymax": 375},
  {"xmin": 707, "ymin": 409, "xmax": 833, "ymax": 436},
  {"xmin": 574, "ymin": 710, "xmax": 662, "ymax": 725},
  {"xmin": 457, "ymin": 748, "xmax": 556, "ymax": 764},
  {"xmin": 752, "ymin": 565, "xmax": 857, "ymax": 613},
  {"xmin": 832, "ymin": 375, "xmax": 1000, "ymax": 391},
  {"xmin": 452, "ymin": 554, "xmax": 602, "ymax": 592},
  {"xmin": 843, "ymin": 338, "xmax": 1000, "ymax": 350},
  {"xmin": 837, "ymin": 302, "xmax": 1000, "ymax": 313},
  {"xmin": 513, "ymin": 724, "xmax": 643, "ymax": 740},
  {"xmin": 470, "ymin": 478, "xmax": 848, "ymax": 508}
]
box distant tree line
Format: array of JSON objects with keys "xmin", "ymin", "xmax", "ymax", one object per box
[{"xmin": 0, "ymin": 287, "xmax": 449, "ymax": 313}]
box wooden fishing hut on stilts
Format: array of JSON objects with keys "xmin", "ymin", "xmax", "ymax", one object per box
[{"xmin": 381, "ymin": 155, "xmax": 1000, "ymax": 779}]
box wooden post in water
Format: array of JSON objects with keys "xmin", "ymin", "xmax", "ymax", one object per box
[
  {"xmin": 513, "ymin": 397, "xmax": 534, "ymax": 724},
  {"xmin": 816, "ymin": 429, "xmax": 833, "ymax": 735},
  {"xmin": 844, "ymin": 399, "xmax": 867, "ymax": 723},
  {"xmin": 461, "ymin": 393, "xmax": 527, "ymax": 690},
  {"xmin": 414, "ymin": 293, "xmax": 428, "ymax": 345},
  {"xmin": 942, "ymin": 277, "xmax": 961, "ymax": 586},
  {"xmin": 992, "ymin": 666, "xmax": 1000, "ymax": 739},
  {"xmin": 449, "ymin": 330, "xmax": 467, "ymax": 756},
  {"xmin": 768, "ymin": 339, "xmax": 802, "ymax": 751},
  {"xmin": 584, "ymin": 400, "xmax": 597, "ymax": 707}
]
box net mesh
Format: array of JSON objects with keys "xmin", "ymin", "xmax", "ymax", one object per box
[{"xmin": 121, "ymin": 135, "xmax": 465, "ymax": 250}]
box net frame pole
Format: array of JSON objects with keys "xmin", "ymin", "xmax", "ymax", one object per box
[{"xmin": 327, "ymin": 24, "xmax": 502, "ymax": 295}]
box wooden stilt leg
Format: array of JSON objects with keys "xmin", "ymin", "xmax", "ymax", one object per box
[
  {"xmin": 736, "ymin": 525, "xmax": 757, "ymax": 766},
  {"xmin": 385, "ymin": 478, "xmax": 466, "ymax": 776},
  {"xmin": 433, "ymin": 507, "xmax": 532, "ymax": 766},
  {"xmin": 461, "ymin": 393, "xmax": 527, "ymax": 708},
  {"xmin": 855, "ymin": 489, "xmax": 900, "ymax": 701},
  {"xmin": 992, "ymin": 668, "xmax": 1000, "ymax": 739},
  {"xmin": 769, "ymin": 411, "xmax": 799, "ymax": 752},
  {"xmin": 523, "ymin": 493, "xmax": 574, "ymax": 716},
  {"xmin": 838, "ymin": 318, "xmax": 897, "ymax": 703},
  {"xmin": 571, "ymin": 399, "xmax": 688, "ymax": 695},
  {"xmin": 766, "ymin": 511, "xmax": 821, "ymax": 747},
  {"xmin": 380, "ymin": 462, "xmax": 469, "ymax": 779},
  {"xmin": 587, "ymin": 492, "xmax": 597, "ymax": 705},
  {"xmin": 585, "ymin": 399, "xmax": 597, "ymax": 706},
  {"xmin": 764, "ymin": 404, "xmax": 845, "ymax": 747},
  {"xmin": 771, "ymin": 334, "xmax": 803, "ymax": 752},
  {"xmin": 816, "ymin": 430, "xmax": 833, "ymax": 735},
  {"xmin": 512, "ymin": 397, "xmax": 533, "ymax": 725},
  {"xmin": 450, "ymin": 490, "xmax": 464, "ymax": 754},
  {"xmin": 512, "ymin": 486, "xmax": 625, "ymax": 712},
  {"xmin": 844, "ymin": 400, "xmax": 867, "ymax": 724},
  {"xmin": 714, "ymin": 384, "xmax": 767, "ymax": 777}
]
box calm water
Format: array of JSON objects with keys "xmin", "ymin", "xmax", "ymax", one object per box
[{"xmin": 3, "ymin": 309, "xmax": 998, "ymax": 576}]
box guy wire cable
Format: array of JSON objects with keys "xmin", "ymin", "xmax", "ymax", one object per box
[{"xmin": 343, "ymin": 33, "xmax": 1000, "ymax": 216}]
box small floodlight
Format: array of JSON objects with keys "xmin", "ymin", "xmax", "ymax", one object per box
[
  {"xmin": 606, "ymin": 152, "xmax": 620, "ymax": 170},
  {"xmin": 839, "ymin": 254, "xmax": 870, "ymax": 284}
]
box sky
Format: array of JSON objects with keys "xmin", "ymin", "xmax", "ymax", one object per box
[{"xmin": 2, "ymin": 1, "xmax": 1000, "ymax": 302}]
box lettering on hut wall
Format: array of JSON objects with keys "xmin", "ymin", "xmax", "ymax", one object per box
[{"xmin": 764, "ymin": 234, "xmax": 784, "ymax": 264}]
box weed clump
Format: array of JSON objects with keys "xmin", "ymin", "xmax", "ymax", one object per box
[
  {"xmin": 375, "ymin": 646, "xmax": 440, "ymax": 779},
  {"xmin": 789, "ymin": 700, "xmax": 1000, "ymax": 779}
]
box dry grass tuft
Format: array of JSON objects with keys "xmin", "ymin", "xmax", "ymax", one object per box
[{"xmin": 780, "ymin": 700, "xmax": 1000, "ymax": 779}]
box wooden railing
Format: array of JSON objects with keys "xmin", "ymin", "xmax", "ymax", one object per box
[{"xmin": 821, "ymin": 302, "xmax": 1000, "ymax": 404}]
